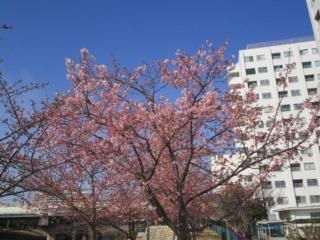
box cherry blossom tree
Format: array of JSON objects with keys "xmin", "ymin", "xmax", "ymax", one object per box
[
  {"xmin": 30, "ymin": 54, "xmax": 150, "ymax": 240},
  {"xmin": 107, "ymin": 43, "xmax": 318, "ymax": 240},
  {"xmin": 35, "ymin": 42, "xmax": 319, "ymax": 240},
  {"xmin": 0, "ymin": 77, "xmax": 49, "ymax": 200},
  {"xmin": 0, "ymin": 25, "xmax": 48, "ymax": 200}
]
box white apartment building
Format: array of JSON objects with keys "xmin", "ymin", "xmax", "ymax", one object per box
[
  {"xmin": 229, "ymin": 38, "xmax": 320, "ymax": 221},
  {"xmin": 306, "ymin": 0, "xmax": 320, "ymax": 41}
]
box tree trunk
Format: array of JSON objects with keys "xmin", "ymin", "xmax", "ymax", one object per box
[
  {"xmin": 72, "ymin": 230, "xmax": 77, "ymax": 240},
  {"xmin": 128, "ymin": 221, "xmax": 137, "ymax": 240},
  {"xmin": 175, "ymin": 198, "xmax": 192, "ymax": 240},
  {"xmin": 176, "ymin": 214, "xmax": 192, "ymax": 240},
  {"xmin": 176, "ymin": 225, "xmax": 192, "ymax": 240},
  {"xmin": 88, "ymin": 225, "xmax": 96, "ymax": 240}
]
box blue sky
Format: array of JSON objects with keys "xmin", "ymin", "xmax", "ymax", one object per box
[{"xmin": 1, "ymin": 1, "xmax": 313, "ymax": 96}]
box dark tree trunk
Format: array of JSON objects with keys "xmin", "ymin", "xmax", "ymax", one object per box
[
  {"xmin": 88, "ymin": 225, "xmax": 96, "ymax": 240},
  {"xmin": 175, "ymin": 209, "xmax": 192, "ymax": 240},
  {"xmin": 176, "ymin": 226, "xmax": 192, "ymax": 240},
  {"xmin": 128, "ymin": 221, "xmax": 137, "ymax": 240}
]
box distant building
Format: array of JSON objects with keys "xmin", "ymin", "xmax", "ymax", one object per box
[
  {"xmin": 306, "ymin": 0, "xmax": 320, "ymax": 41},
  {"xmin": 229, "ymin": 37, "xmax": 320, "ymax": 221}
]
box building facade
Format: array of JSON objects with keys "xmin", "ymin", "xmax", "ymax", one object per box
[
  {"xmin": 306, "ymin": 0, "xmax": 320, "ymax": 41},
  {"xmin": 229, "ymin": 38, "xmax": 320, "ymax": 221}
]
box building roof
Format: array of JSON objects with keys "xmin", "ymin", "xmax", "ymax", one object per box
[
  {"xmin": 0, "ymin": 205, "xmax": 40, "ymax": 218},
  {"xmin": 246, "ymin": 36, "xmax": 314, "ymax": 49}
]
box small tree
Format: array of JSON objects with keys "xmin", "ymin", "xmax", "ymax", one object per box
[
  {"xmin": 0, "ymin": 24, "xmax": 53, "ymax": 201},
  {"xmin": 0, "ymin": 78, "xmax": 48, "ymax": 200},
  {"xmin": 213, "ymin": 185, "xmax": 267, "ymax": 237}
]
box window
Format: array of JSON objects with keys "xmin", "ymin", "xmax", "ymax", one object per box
[
  {"xmin": 310, "ymin": 195, "xmax": 320, "ymax": 203},
  {"xmin": 247, "ymin": 81, "xmax": 257, "ymax": 88},
  {"xmin": 291, "ymin": 90, "xmax": 301, "ymax": 96},
  {"xmin": 296, "ymin": 196, "xmax": 307, "ymax": 204},
  {"xmin": 310, "ymin": 212, "xmax": 320, "ymax": 218},
  {"xmin": 300, "ymin": 49, "xmax": 308, "ymax": 55},
  {"xmin": 293, "ymin": 179, "xmax": 303, "ymax": 188},
  {"xmin": 259, "ymin": 164, "xmax": 268, "ymax": 172},
  {"xmin": 266, "ymin": 120, "xmax": 273, "ymax": 128},
  {"xmin": 244, "ymin": 56, "xmax": 254, "ymax": 63},
  {"xmin": 274, "ymin": 65, "xmax": 283, "ymax": 72},
  {"xmin": 244, "ymin": 175, "xmax": 253, "ymax": 182},
  {"xmin": 276, "ymin": 78, "xmax": 286, "ymax": 85},
  {"xmin": 277, "ymin": 197, "xmax": 288, "ymax": 205},
  {"xmin": 299, "ymin": 131, "xmax": 308, "ymax": 140},
  {"xmin": 312, "ymin": 101, "xmax": 320, "ymax": 110},
  {"xmin": 278, "ymin": 91, "xmax": 288, "ymax": 98},
  {"xmin": 263, "ymin": 106, "xmax": 274, "ymax": 113},
  {"xmin": 262, "ymin": 92, "xmax": 272, "ymax": 99},
  {"xmin": 256, "ymin": 54, "xmax": 266, "ymax": 61},
  {"xmin": 246, "ymin": 68, "xmax": 256, "ymax": 75},
  {"xmin": 258, "ymin": 67, "xmax": 268, "ymax": 73},
  {"xmin": 307, "ymin": 179, "xmax": 318, "ymax": 186},
  {"xmin": 273, "ymin": 164, "xmax": 282, "ymax": 171},
  {"xmin": 260, "ymin": 79, "xmax": 270, "ymax": 86},
  {"xmin": 229, "ymin": 72, "xmax": 240, "ymax": 78},
  {"xmin": 312, "ymin": 47, "xmax": 319, "ymax": 54},
  {"xmin": 259, "ymin": 150, "xmax": 268, "ymax": 159},
  {"xmin": 302, "ymin": 147, "xmax": 313, "ymax": 155},
  {"xmin": 305, "ymin": 74, "xmax": 315, "ymax": 81},
  {"xmin": 290, "ymin": 163, "xmax": 300, "ymax": 171},
  {"xmin": 265, "ymin": 197, "xmax": 274, "ymax": 207},
  {"xmin": 284, "ymin": 50, "xmax": 293, "ymax": 57},
  {"xmin": 288, "ymin": 62, "xmax": 297, "ymax": 69},
  {"xmin": 256, "ymin": 120, "xmax": 264, "ymax": 128},
  {"xmin": 275, "ymin": 181, "xmax": 286, "ymax": 188},
  {"xmin": 262, "ymin": 181, "xmax": 272, "ymax": 189},
  {"xmin": 315, "ymin": 60, "xmax": 320, "ymax": 67},
  {"xmin": 272, "ymin": 52, "xmax": 281, "ymax": 59},
  {"xmin": 302, "ymin": 61, "xmax": 312, "ymax": 68},
  {"xmin": 293, "ymin": 103, "xmax": 303, "ymax": 110},
  {"xmin": 304, "ymin": 162, "xmax": 316, "ymax": 170},
  {"xmin": 238, "ymin": 147, "xmax": 248, "ymax": 153},
  {"xmin": 315, "ymin": 10, "xmax": 320, "ymax": 21},
  {"xmin": 308, "ymin": 88, "xmax": 317, "ymax": 95},
  {"xmin": 288, "ymin": 76, "xmax": 299, "ymax": 83}
]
